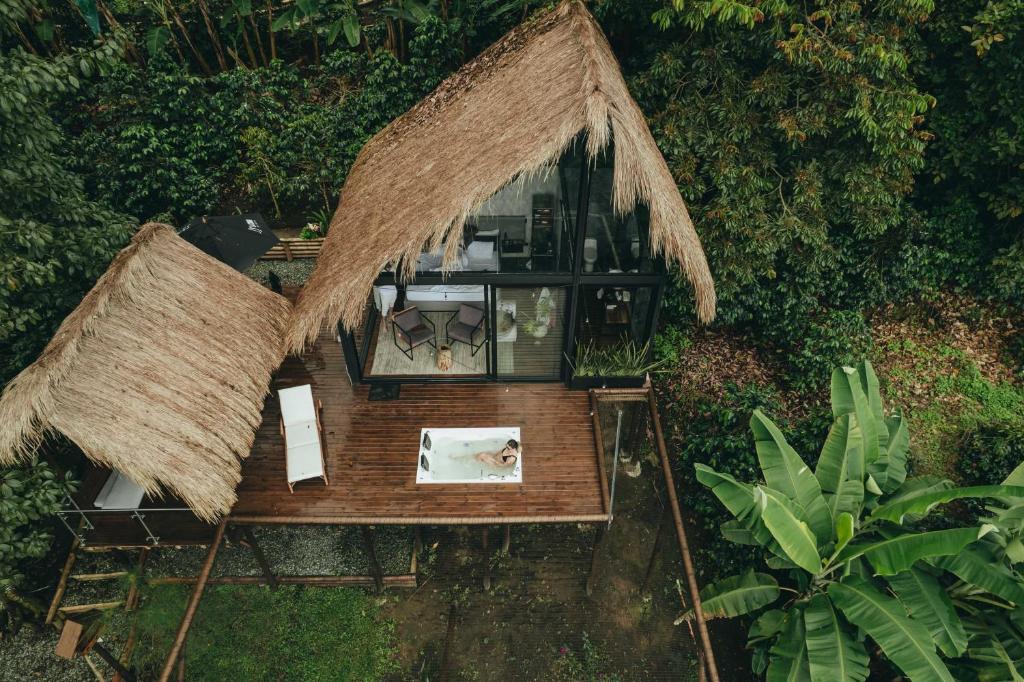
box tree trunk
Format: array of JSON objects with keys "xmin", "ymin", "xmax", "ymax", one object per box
[
  {"xmin": 237, "ymin": 13, "xmax": 259, "ymax": 68},
  {"xmin": 266, "ymin": 0, "xmax": 277, "ymax": 61},
  {"xmin": 167, "ymin": 1, "xmax": 212, "ymax": 75},
  {"xmin": 196, "ymin": 0, "xmax": 228, "ymax": 71},
  {"xmin": 247, "ymin": 11, "xmax": 268, "ymax": 66}
]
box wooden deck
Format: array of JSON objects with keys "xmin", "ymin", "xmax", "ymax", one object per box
[{"xmin": 231, "ymin": 325, "xmax": 608, "ymax": 524}]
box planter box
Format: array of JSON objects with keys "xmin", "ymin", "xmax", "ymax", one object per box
[{"xmin": 568, "ymin": 375, "xmax": 646, "ymax": 390}]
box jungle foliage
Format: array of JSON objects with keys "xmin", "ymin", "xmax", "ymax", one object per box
[{"xmin": 690, "ymin": 361, "xmax": 1024, "ymax": 681}]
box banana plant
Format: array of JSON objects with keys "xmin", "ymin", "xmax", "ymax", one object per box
[{"xmin": 682, "ymin": 361, "xmax": 1024, "ymax": 681}]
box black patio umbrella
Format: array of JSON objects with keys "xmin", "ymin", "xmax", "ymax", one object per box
[{"xmin": 178, "ymin": 213, "xmax": 279, "ymax": 272}]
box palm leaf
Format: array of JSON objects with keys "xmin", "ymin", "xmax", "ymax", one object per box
[
  {"xmin": 871, "ymin": 485, "xmax": 1024, "ymax": 524},
  {"xmin": 758, "ymin": 488, "xmax": 821, "ymax": 574},
  {"xmin": 831, "ymin": 366, "xmax": 880, "ymax": 467},
  {"xmin": 676, "ymin": 569, "xmax": 779, "ymax": 623},
  {"xmin": 838, "ymin": 527, "xmax": 986, "ymax": 576},
  {"xmin": 767, "ymin": 608, "xmax": 811, "ymax": 682},
  {"xmin": 881, "ymin": 413, "xmax": 909, "ymax": 493},
  {"xmin": 887, "ymin": 568, "xmax": 967, "ymax": 657},
  {"xmin": 934, "ymin": 545, "xmax": 1024, "ymax": 605},
  {"xmin": 815, "ymin": 414, "xmax": 863, "ymax": 492},
  {"xmin": 829, "ymin": 577, "xmax": 954, "ymax": 681},
  {"xmin": 695, "ymin": 464, "xmax": 757, "ymax": 520},
  {"xmin": 804, "ymin": 593, "xmax": 869, "ymax": 682},
  {"xmin": 751, "ymin": 410, "xmax": 832, "ymax": 545},
  {"xmin": 826, "ymin": 479, "xmax": 865, "ymax": 521}
]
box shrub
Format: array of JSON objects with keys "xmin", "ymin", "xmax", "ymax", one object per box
[
  {"xmin": 777, "ymin": 308, "xmax": 873, "ymax": 394},
  {"xmin": 958, "ymin": 423, "xmax": 1024, "ymax": 488}
]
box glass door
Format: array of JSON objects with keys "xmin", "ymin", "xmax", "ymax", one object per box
[{"xmin": 492, "ymin": 286, "xmax": 568, "ymax": 380}]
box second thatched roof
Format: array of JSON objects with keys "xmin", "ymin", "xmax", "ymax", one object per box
[
  {"xmin": 0, "ymin": 224, "xmax": 291, "ymax": 522},
  {"xmin": 286, "ymin": 0, "xmax": 715, "ymax": 351}
]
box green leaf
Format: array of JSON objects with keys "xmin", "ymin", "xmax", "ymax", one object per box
[
  {"xmin": 934, "ymin": 546, "xmax": 1024, "ymax": 604},
  {"xmin": 758, "ymin": 487, "xmax": 821, "ymax": 574},
  {"xmin": 767, "ymin": 608, "xmax": 810, "ymax": 682},
  {"xmin": 887, "ymin": 568, "xmax": 968, "ymax": 657},
  {"xmin": 829, "ymin": 578, "xmax": 955, "ymax": 682},
  {"xmin": 721, "ymin": 519, "xmax": 758, "ymax": 545},
  {"xmin": 815, "ymin": 414, "xmax": 863, "ymax": 492},
  {"xmin": 146, "ymin": 26, "xmax": 170, "ymax": 57},
  {"xmin": 678, "ymin": 570, "xmax": 780, "ymax": 622},
  {"xmin": 871, "ymin": 485, "xmax": 1024, "ymax": 524},
  {"xmin": 342, "ymin": 14, "xmax": 361, "ymax": 47},
  {"xmin": 839, "ymin": 527, "xmax": 987, "ymax": 576},
  {"xmin": 826, "ymin": 479, "xmax": 865, "ymax": 520},
  {"xmin": 831, "ymin": 366, "xmax": 880, "ymax": 467},
  {"xmin": 695, "ymin": 464, "xmax": 756, "ymax": 519},
  {"xmin": 834, "ymin": 512, "xmax": 855, "ymax": 556},
  {"xmin": 749, "ymin": 609, "xmax": 786, "ymax": 644},
  {"xmin": 751, "ymin": 410, "xmax": 832, "ymax": 545},
  {"xmin": 804, "ymin": 594, "xmax": 869, "ymax": 682},
  {"xmin": 75, "ymin": 0, "xmax": 101, "ymax": 35},
  {"xmin": 881, "ymin": 414, "xmax": 909, "ymax": 493}
]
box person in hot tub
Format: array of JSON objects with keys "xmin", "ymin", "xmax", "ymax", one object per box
[{"xmin": 473, "ymin": 439, "xmax": 521, "ymax": 469}]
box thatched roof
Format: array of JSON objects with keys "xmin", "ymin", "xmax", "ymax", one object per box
[
  {"xmin": 286, "ymin": 0, "xmax": 715, "ymax": 351},
  {"xmin": 0, "ymin": 224, "xmax": 290, "ymax": 522}
]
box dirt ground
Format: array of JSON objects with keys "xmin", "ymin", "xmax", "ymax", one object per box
[{"xmin": 379, "ymin": 402, "xmax": 705, "ymax": 681}]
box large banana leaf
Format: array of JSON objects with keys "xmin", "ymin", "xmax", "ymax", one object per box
[
  {"xmin": 829, "ymin": 577, "xmax": 955, "ymax": 681},
  {"xmin": 831, "ymin": 366, "xmax": 881, "ymax": 467},
  {"xmin": 751, "ymin": 410, "xmax": 833, "ymax": 545},
  {"xmin": 838, "ymin": 527, "xmax": 986, "ymax": 576},
  {"xmin": 804, "ymin": 593, "xmax": 869, "ymax": 682},
  {"xmin": 826, "ymin": 479, "xmax": 865, "ymax": 521},
  {"xmin": 815, "ymin": 414, "xmax": 864, "ymax": 492},
  {"xmin": 677, "ymin": 569, "xmax": 779, "ymax": 623},
  {"xmin": 871, "ymin": 485, "xmax": 1024, "ymax": 524},
  {"xmin": 833, "ymin": 512, "xmax": 855, "ymax": 557},
  {"xmin": 758, "ymin": 487, "xmax": 822, "ymax": 574},
  {"xmin": 934, "ymin": 545, "xmax": 1024, "ymax": 605},
  {"xmin": 887, "ymin": 568, "xmax": 968, "ymax": 657},
  {"xmin": 881, "ymin": 413, "xmax": 909, "ymax": 493},
  {"xmin": 695, "ymin": 464, "xmax": 757, "ymax": 519},
  {"xmin": 767, "ymin": 608, "xmax": 811, "ymax": 682}
]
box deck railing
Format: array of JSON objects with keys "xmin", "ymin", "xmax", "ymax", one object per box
[{"xmin": 57, "ymin": 494, "xmax": 195, "ymax": 547}]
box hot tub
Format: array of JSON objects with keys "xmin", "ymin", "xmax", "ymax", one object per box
[{"xmin": 416, "ymin": 427, "xmax": 522, "ymax": 484}]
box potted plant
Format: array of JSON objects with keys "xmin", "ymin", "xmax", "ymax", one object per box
[{"xmin": 567, "ymin": 339, "xmax": 662, "ymax": 389}]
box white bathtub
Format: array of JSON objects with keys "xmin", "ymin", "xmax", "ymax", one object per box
[{"xmin": 416, "ymin": 427, "xmax": 522, "ymax": 484}]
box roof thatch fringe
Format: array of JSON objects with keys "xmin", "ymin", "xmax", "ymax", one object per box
[
  {"xmin": 0, "ymin": 224, "xmax": 291, "ymax": 522},
  {"xmin": 285, "ymin": 0, "xmax": 715, "ymax": 352}
]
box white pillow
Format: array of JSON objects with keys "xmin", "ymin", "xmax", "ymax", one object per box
[{"xmin": 466, "ymin": 241, "xmax": 495, "ymax": 260}]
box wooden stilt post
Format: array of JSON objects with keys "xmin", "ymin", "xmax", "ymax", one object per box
[
  {"xmin": 242, "ymin": 526, "xmax": 277, "ymax": 589},
  {"xmin": 176, "ymin": 642, "xmax": 185, "ymax": 682},
  {"xmin": 586, "ymin": 523, "xmax": 605, "ymax": 597},
  {"xmin": 158, "ymin": 520, "xmax": 227, "ymax": 682},
  {"xmin": 501, "ymin": 525, "xmax": 511, "ymax": 555},
  {"xmin": 362, "ymin": 526, "xmax": 384, "ymax": 593},
  {"xmin": 46, "ymin": 537, "xmax": 79, "ymax": 625},
  {"xmin": 641, "ymin": 506, "xmax": 669, "ymax": 594},
  {"xmin": 481, "ymin": 526, "xmax": 491, "ymax": 590},
  {"xmin": 92, "ymin": 642, "xmax": 136, "ymax": 682}
]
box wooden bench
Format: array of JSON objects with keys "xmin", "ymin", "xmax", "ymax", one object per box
[{"xmin": 262, "ymin": 237, "xmax": 324, "ymax": 261}]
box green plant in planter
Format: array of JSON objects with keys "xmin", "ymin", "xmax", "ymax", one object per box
[
  {"xmin": 684, "ymin": 360, "xmax": 1024, "ymax": 681},
  {"xmin": 298, "ymin": 222, "xmax": 323, "ymax": 240},
  {"xmin": 572, "ymin": 339, "xmax": 663, "ymax": 377}
]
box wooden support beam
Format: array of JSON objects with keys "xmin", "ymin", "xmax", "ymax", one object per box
[
  {"xmin": 242, "ymin": 526, "xmax": 277, "ymax": 589},
  {"xmin": 158, "ymin": 520, "xmax": 228, "ymax": 682},
  {"xmin": 55, "ymin": 619, "xmax": 82, "ymax": 659},
  {"xmin": 148, "ymin": 574, "xmax": 417, "ymax": 587},
  {"xmin": 586, "ymin": 523, "xmax": 605, "ymax": 597},
  {"xmin": 47, "ymin": 538, "xmax": 79, "ymax": 625},
  {"xmin": 481, "ymin": 526, "xmax": 491, "ymax": 590},
  {"xmin": 362, "ymin": 526, "xmax": 384, "ymax": 593},
  {"xmin": 72, "ymin": 571, "xmax": 129, "ymax": 582},
  {"xmin": 648, "ymin": 389, "xmax": 720, "ymax": 682},
  {"xmin": 93, "ymin": 641, "xmax": 136, "ymax": 682},
  {"xmin": 58, "ymin": 600, "xmax": 125, "ymax": 614}
]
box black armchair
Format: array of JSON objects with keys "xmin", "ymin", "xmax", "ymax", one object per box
[
  {"xmin": 392, "ymin": 306, "xmax": 436, "ymax": 360},
  {"xmin": 446, "ymin": 304, "xmax": 486, "ymax": 356}
]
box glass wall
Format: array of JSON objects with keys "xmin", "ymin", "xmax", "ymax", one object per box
[
  {"xmin": 411, "ymin": 142, "xmax": 585, "ymax": 276},
  {"xmin": 495, "ymin": 286, "xmax": 568, "ymax": 379},
  {"xmin": 574, "ymin": 284, "xmax": 655, "ymax": 353},
  {"xmin": 584, "ymin": 149, "xmax": 655, "ymax": 274}
]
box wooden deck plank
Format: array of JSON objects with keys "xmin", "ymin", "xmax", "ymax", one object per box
[{"xmin": 232, "ymin": 323, "xmax": 605, "ymax": 523}]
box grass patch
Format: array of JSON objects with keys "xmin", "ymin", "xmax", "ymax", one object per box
[
  {"xmin": 874, "ymin": 338, "xmax": 1024, "ymax": 478},
  {"xmin": 132, "ymin": 584, "xmax": 397, "ymax": 681}
]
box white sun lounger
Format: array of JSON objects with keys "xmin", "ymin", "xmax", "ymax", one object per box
[{"xmin": 278, "ymin": 384, "xmax": 329, "ymax": 493}]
